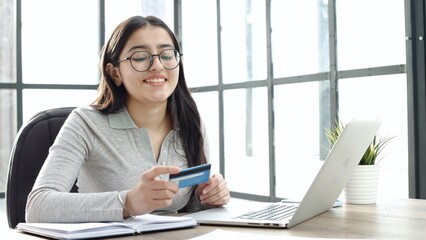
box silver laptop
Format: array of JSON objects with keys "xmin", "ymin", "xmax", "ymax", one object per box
[{"xmin": 187, "ymin": 120, "xmax": 381, "ymax": 229}]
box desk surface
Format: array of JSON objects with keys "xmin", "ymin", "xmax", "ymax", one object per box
[{"xmin": 6, "ymin": 198, "xmax": 426, "ymax": 240}]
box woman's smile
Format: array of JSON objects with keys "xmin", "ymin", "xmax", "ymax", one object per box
[{"xmin": 143, "ymin": 78, "xmax": 166, "ymax": 83}]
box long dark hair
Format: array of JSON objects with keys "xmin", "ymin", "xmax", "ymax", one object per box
[{"xmin": 92, "ymin": 16, "xmax": 206, "ymax": 168}]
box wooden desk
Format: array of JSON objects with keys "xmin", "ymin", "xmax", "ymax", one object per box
[{"xmin": 6, "ymin": 198, "xmax": 426, "ymax": 240}]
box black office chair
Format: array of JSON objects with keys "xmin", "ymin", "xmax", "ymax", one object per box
[{"xmin": 5, "ymin": 107, "xmax": 78, "ymax": 229}]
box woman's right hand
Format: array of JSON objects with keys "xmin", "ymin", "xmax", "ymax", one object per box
[{"xmin": 124, "ymin": 166, "xmax": 180, "ymax": 217}]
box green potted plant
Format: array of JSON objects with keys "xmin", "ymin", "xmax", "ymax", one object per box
[{"xmin": 325, "ymin": 120, "xmax": 394, "ymax": 204}]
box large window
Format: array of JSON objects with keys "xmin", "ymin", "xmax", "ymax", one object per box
[
  {"xmin": 182, "ymin": 0, "xmax": 408, "ymax": 202},
  {"xmin": 0, "ymin": 0, "xmax": 412, "ymax": 201}
]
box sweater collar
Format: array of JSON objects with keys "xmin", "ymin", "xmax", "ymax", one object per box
[{"xmin": 107, "ymin": 107, "xmax": 138, "ymax": 129}]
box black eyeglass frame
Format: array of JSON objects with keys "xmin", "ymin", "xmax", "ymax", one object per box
[{"xmin": 114, "ymin": 49, "xmax": 182, "ymax": 72}]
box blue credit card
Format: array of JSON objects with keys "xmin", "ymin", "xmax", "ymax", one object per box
[{"xmin": 169, "ymin": 163, "xmax": 211, "ymax": 188}]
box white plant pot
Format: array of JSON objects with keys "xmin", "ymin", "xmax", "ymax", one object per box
[{"xmin": 344, "ymin": 165, "xmax": 380, "ymax": 204}]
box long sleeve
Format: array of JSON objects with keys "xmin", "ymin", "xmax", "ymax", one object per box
[{"xmin": 26, "ymin": 109, "xmax": 126, "ymax": 222}]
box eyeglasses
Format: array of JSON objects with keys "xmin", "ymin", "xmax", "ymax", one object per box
[{"xmin": 115, "ymin": 49, "xmax": 182, "ymax": 72}]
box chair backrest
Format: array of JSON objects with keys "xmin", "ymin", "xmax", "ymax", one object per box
[{"xmin": 6, "ymin": 107, "xmax": 77, "ymax": 228}]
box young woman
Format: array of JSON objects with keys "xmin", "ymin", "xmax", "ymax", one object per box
[{"xmin": 26, "ymin": 15, "xmax": 230, "ymax": 223}]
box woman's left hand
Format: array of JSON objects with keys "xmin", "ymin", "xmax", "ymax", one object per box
[{"xmin": 196, "ymin": 173, "xmax": 230, "ymax": 206}]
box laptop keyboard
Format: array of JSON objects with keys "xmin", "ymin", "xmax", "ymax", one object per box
[{"xmin": 236, "ymin": 204, "xmax": 298, "ymax": 221}]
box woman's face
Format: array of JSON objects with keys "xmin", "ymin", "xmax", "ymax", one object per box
[{"xmin": 110, "ymin": 25, "xmax": 179, "ymax": 108}]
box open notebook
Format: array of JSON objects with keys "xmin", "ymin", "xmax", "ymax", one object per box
[
  {"xmin": 17, "ymin": 214, "xmax": 197, "ymax": 239},
  {"xmin": 187, "ymin": 120, "xmax": 381, "ymax": 229}
]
